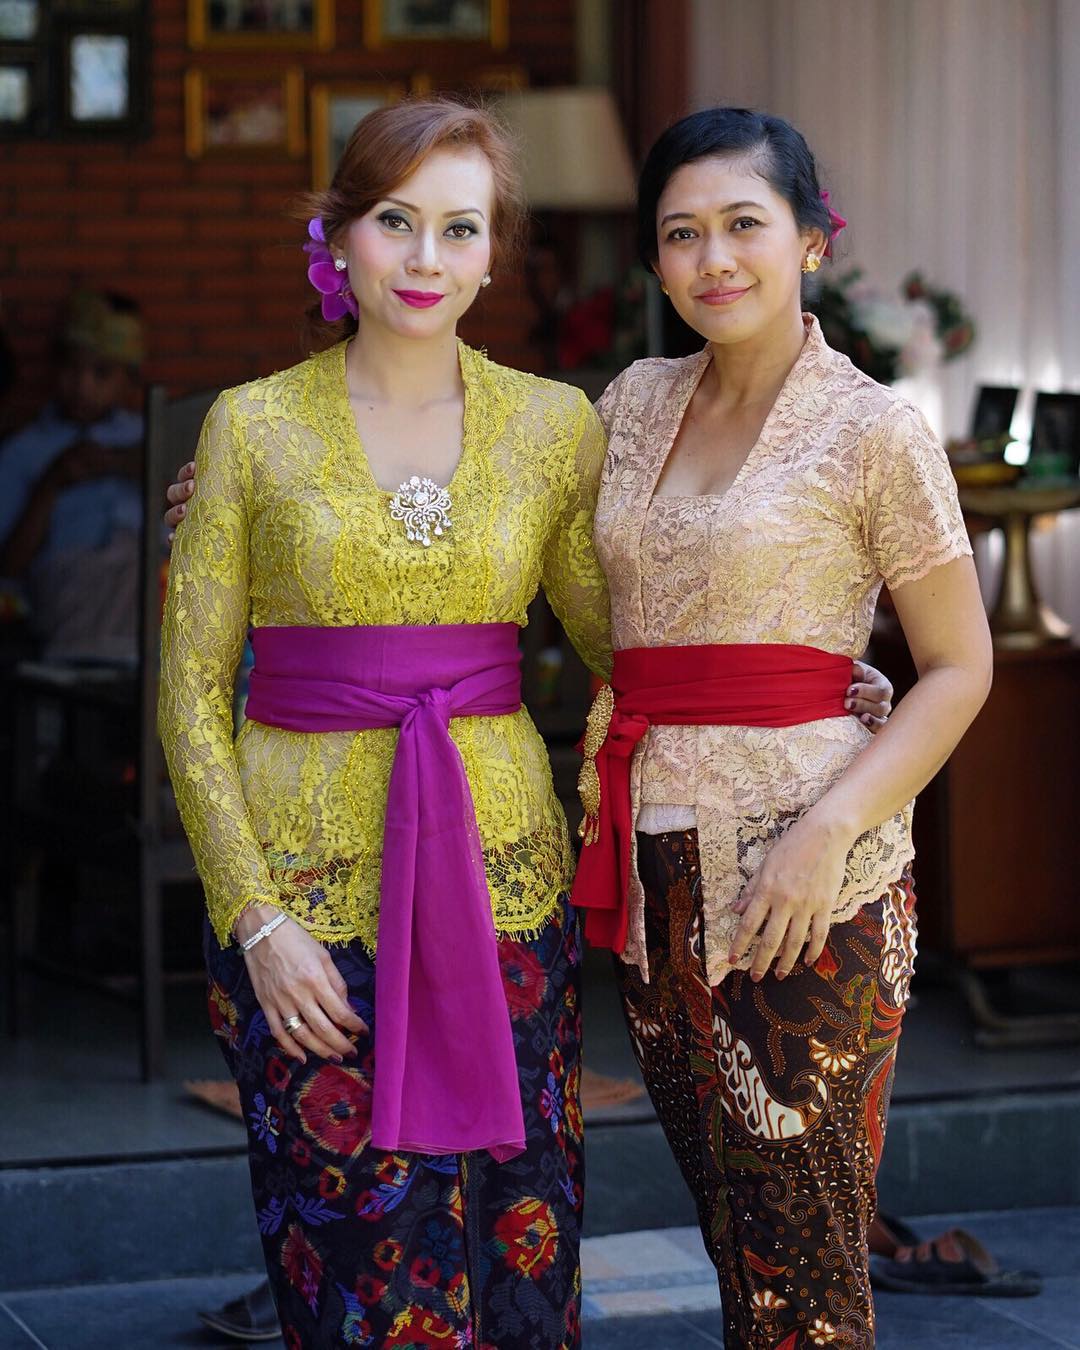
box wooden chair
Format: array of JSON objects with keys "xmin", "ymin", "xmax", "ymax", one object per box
[{"xmin": 134, "ymin": 384, "xmax": 219, "ymax": 1077}]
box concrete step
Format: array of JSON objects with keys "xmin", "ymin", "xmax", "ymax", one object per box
[{"xmin": 1, "ymin": 1090, "xmax": 1077, "ymax": 1293}]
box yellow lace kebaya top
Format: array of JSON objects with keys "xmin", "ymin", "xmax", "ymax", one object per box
[
  {"xmin": 594, "ymin": 316, "xmax": 972, "ymax": 985},
  {"xmin": 159, "ymin": 339, "xmax": 612, "ymax": 949}
]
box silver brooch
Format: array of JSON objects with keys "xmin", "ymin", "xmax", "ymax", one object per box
[{"xmin": 388, "ymin": 475, "xmax": 452, "ymax": 547}]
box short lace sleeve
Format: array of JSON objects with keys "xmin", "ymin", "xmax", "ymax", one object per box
[
  {"xmin": 158, "ymin": 390, "xmax": 281, "ymax": 945},
  {"xmin": 541, "ymin": 391, "xmax": 613, "ymax": 680},
  {"xmin": 862, "ymin": 398, "xmax": 972, "ymax": 590},
  {"xmin": 593, "ymin": 368, "xmax": 627, "ymax": 437}
]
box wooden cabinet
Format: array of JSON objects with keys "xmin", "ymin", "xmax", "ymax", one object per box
[{"xmin": 875, "ymin": 634, "xmax": 1080, "ymax": 967}]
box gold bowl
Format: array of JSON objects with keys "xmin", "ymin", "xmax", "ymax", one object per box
[{"xmin": 951, "ymin": 460, "xmax": 1023, "ymax": 488}]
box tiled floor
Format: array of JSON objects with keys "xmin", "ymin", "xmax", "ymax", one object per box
[{"xmin": 1, "ymin": 1208, "xmax": 1075, "ymax": 1350}]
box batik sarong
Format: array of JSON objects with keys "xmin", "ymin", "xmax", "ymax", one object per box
[{"xmin": 616, "ymin": 830, "xmax": 916, "ymax": 1350}]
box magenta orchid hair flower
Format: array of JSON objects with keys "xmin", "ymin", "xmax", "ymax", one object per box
[
  {"xmin": 303, "ymin": 217, "xmax": 359, "ymax": 322},
  {"xmin": 820, "ymin": 190, "xmax": 847, "ymax": 259}
]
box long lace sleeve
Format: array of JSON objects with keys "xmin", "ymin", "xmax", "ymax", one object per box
[
  {"xmin": 158, "ymin": 391, "xmax": 280, "ymax": 945},
  {"xmin": 541, "ymin": 391, "xmax": 613, "ymax": 680}
]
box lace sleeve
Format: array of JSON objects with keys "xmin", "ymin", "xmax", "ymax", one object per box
[
  {"xmin": 862, "ymin": 398, "xmax": 973, "ymax": 590},
  {"xmin": 158, "ymin": 391, "xmax": 280, "ymax": 945},
  {"xmin": 541, "ymin": 391, "xmax": 613, "ymax": 680}
]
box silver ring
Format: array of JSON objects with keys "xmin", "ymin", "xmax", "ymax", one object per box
[{"xmin": 282, "ymin": 1014, "xmax": 304, "ymax": 1034}]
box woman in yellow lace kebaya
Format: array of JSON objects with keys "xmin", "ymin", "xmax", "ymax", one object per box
[
  {"xmin": 570, "ymin": 109, "xmax": 993, "ymax": 1349},
  {"xmin": 159, "ymin": 100, "xmax": 612, "ymax": 1350}
]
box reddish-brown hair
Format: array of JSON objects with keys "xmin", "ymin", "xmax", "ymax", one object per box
[{"xmin": 298, "ymin": 95, "xmax": 526, "ymax": 350}]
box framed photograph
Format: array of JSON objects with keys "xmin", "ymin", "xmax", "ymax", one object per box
[
  {"xmin": 1030, "ymin": 392, "xmax": 1080, "ymax": 475},
  {"xmin": 970, "ymin": 385, "xmax": 1019, "ymax": 441},
  {"xmin": 185, "ymin": 67, "xmax": 305, "ymax": 158},
  {"xmin": 0, "ymin": 0, "xmax": 38, "ymax": 40},
  {"xmin": 310, "ymin": 79, "xmax": 403, "ymax": 188},
  {"xmin": 57, "ymin": 18, "xmax": 147, "ymax": 135},
  {"xmin": 188, "ymin": 0, "xmax": 334, "ymax": 49},
  {"xmin": 0, "ymin": 56, "xmax": 36, "ymax": 127},
  {"xmin": 363, "ymin": 0, "xmax": 508, "ymax": 49}
]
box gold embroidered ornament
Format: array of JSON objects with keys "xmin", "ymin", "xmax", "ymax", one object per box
[{"xmin": 577, "ymin": 683, "xmax": 614, "ymax": 845}]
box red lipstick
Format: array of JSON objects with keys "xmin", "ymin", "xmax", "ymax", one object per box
[
  {"xmin": 696, "ymin": 286, "xmax": 751, "ymax": 306},
  {"xmin": 393, "ymin": 290, "xmax": 445, "ymax": 308}
]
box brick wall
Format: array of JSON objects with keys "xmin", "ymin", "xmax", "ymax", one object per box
[{"xmin": 0, "ymin": 0, "xmax": 577, "ymax": 426}]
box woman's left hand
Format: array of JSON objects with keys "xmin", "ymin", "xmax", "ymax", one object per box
[
  {"xmin": 729, "ymin": 816, "xmax": 851, "ymax": 980},
  {"xmin": 847, "ymin": 659, "xmax": 892, "ymax": 733}
]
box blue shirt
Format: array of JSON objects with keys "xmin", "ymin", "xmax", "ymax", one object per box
[{"xmin": 0, "ymin": 402, "xmax": 144, "ymax": 564}]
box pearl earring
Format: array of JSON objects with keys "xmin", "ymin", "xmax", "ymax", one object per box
[
  {"xmin": 334, "ymin": 256, "xmax": 347, "ymax": 272},
  {"xmin": 480, "ymin": 274, "xmax": 491, "ymax": 287},
  {"xmin": 802, "ymin": 254, "xmax": 821, "ymax": 274}
]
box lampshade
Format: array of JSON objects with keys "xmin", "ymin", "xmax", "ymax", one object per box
[{"xmin": 498, "ymin": 87, "xmax": 636, "ymax": 210}]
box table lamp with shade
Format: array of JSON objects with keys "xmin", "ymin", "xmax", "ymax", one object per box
[{"xmin": 497, "ymin": 86, "xmax": 639, "ymax": 375}]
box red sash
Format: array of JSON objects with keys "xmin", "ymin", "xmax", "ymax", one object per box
[{"xmin": 570, "ymin": 643, "xmax": 850, "ymax": 952}]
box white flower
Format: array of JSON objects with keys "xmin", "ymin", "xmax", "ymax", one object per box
[
  {"xmin": 810, "ymin": 1315, "xmax": 837, "ymax": 1344},
  {"xmin": 851, "ymin": 294, "xmax": 917, "ymax": 350}
]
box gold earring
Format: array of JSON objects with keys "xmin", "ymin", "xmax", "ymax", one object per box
[
  {"xmin": 660, "ymin": 283, "xmax": 669, "ymax": 296},
  {"xmin": 802, "ymin": 254, "xmax": 821, "ymax": 274}
]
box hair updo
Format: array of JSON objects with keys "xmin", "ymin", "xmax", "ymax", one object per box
[
  {"xmin": 298, "ymin": 95, "xmax": 527, "ymax": 349},
  {"xmin": 636, "ymin": 107, "xmax": 833, "ymax": 269}
]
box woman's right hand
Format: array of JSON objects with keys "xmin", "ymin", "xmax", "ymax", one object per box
[
  {"xmin": 164, "ymin": 460, "xmax": 196, "ymax": 541},
  {"xmin": 235, "ymin": 905, "xmax": 368, "ymax": 1063}
]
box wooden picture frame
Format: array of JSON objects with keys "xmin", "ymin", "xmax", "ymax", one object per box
[
  {"xmin": 310, "ymin": 79, "xmax": 404, "ymax": 188},
  {"xmin": 188, "ymin": 0, "xmax": 334, "ymax": 50},
  {"xmin": 467, "ymin": 63, "xmax": 526, "ymax": 91},
  {"xmin": 185, "ymin": 66, "xmax": 305, "ymax": 158},
  {"xmin": 362, "ymin": 0, "xmax": 507, "ymax": 49}
]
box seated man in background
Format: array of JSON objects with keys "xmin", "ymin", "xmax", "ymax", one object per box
[{"xmin": 0, "ymin": 289, "xmax": 145, "ymax": 663}]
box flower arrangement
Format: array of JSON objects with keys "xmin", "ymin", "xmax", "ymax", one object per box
[{"xmin": 810, "ymin": 268, "xmax": 975, "ymax": 385}]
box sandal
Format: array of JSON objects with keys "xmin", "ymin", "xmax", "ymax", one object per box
[{"xmin": 870, "ymin": 1226, "xmax": 1042, "ymax": 1298}]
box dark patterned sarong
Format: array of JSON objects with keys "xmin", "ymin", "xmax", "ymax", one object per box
[
  {"xmin": 205, "ymin": 902, "xmax": 584, "ymax": 1350},
  {"xmin": 616, "ymin": 830, "xmax": 916, "ymax": 1350}
]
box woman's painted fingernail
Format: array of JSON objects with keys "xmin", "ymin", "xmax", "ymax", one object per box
[
  {"xmin": 751, "ymin": 971, "xmax": 763, "ymax": 982},
  {"xmin": 330, "ymin": 1053, "xmax": 343, "ymax": 1064},
  {"xmin": 848, "ymin": 686, "xmax": 858, "ymax": 696},
  {"xmin": 844, "ymin": 698, "xmax": 854, "ymax": 710},
  {"xmin": 178, "ymin": 504, "xmax": 186, "ymax": 517}
]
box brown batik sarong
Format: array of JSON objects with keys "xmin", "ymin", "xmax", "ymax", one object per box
[{"xmin": 615, "ymin": 830, "xmax": 917, "ymax": 1350}]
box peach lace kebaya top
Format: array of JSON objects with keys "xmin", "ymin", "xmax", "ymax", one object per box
[{"xmin": 593, "ymin": 316, "xmax": 972, "ymax": 985}]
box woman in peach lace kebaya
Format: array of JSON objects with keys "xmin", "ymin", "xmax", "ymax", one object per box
[{"xmin": 571, "ymin": 108, "xmax": 992, "ymax": 1349}]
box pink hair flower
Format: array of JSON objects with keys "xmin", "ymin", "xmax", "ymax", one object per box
[
  {"xmin": 303, "ymin": 217, "xmax": 358, "ymax": 322},
  {"xmin": 820, "ymin": 189, "xmax": 847, "ymax": 258}
]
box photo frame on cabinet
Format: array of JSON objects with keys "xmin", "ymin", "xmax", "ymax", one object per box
[
  {"xmin": 310, "ymin": 79, "xmax": 404, "ymax": 188},
  {"xmin": 970, "ymin": 385, "xmax": 1019, "ymax": 441},
  {"xmin": 185, "ymin": 66, "xmax": 305, "ymax": 158},
  {"xmin": 363, "ymin": 0, "xmax": 508, "ymax": 49},
  {"xmin": 1030, "ymin": 391, "xmax": 1080, "ymax": 476},
  {"xmin": 188, "ymin": 0, "xmax": 334, "ymax": 50}
]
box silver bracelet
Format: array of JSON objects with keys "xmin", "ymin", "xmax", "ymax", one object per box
[{"xmin": 240, "ymin": 911, "xmax": 288, "ymax": 952}]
